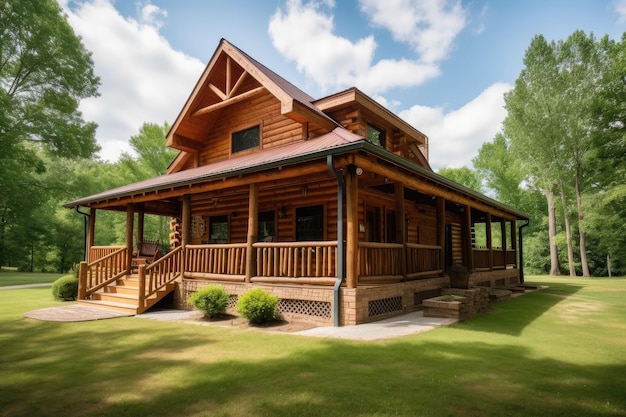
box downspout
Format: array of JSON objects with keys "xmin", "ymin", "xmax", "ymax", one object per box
[
  {"xmin": 518, "ymin": 219, "xmax": 530, "ymax": 283},
  {"xmin": 75, "ymin": 206, "xmax": 90, "ymax": 262},
  {"xmin": 327, "ymin": 155, "xmax": 344, "ymax": 327}
]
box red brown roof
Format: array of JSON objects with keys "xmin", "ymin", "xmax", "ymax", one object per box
[{"xmin": 65, "ymin": 128, "xmax": 364, "ymax": 208}]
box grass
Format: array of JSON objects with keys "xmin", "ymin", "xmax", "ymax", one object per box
[
  {"xmin": 0, "ymin": 270, "xmax": 64, "ymax": 287},
  {"xmin": 1, "ymin": 275, "xmax": 625, "ymax": 417}
]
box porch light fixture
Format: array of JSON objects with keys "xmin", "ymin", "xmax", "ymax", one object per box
[
  {"xmin": 279, "ymin": 206, "xmax": 287, "ymax": 218},
  {"xmin": 231, "ymin": 211, "xmax": 237, "ymax": 218},
  {"xmin": 355, "ymin": 167, "xmax": 363, "ymax": 176}
]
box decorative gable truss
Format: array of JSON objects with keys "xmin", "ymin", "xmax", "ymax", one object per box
[{"xmin": 167, "ymin": 39, "xmax": 337, "ymax": 166}]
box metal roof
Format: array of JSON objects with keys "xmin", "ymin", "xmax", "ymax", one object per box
[{"xmin": 64, "ymin": 128, "xmax": 363, "ymax": 208}]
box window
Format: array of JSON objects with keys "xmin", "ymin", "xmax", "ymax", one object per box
[
  {"xmin": 258, "ymin": 211, "xmax": 275, "ymax": 241},
  {"xmin": 296, "ymin": 205, "xmax": 324, "ymax": 241},
  {"xmin": 232, "ymin": 125, "xmax": 260, "ymax": 153},
  {"xmin": 366, "ymin": 124, "xmax": 385, "ymax": 148},
  {"xmin": 209, "ymin": 215, "xmax": 228, "ymax": 243}
]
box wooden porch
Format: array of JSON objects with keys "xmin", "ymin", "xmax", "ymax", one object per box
[{"xmin": 77, "ymin": 237, "xmax": 518, "ymax": 315}]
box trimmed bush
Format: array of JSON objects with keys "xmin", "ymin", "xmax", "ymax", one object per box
[
  {"xmin": 236, "ymin": 288, "xmax": 278, "ymax": 325},
  {"xmin": 52, "ymin": 275, "xmax": 78, "ymax": 301},
  {"xmin": 189, "ymin": 285, "xmax": 229, "ymax": 318}
]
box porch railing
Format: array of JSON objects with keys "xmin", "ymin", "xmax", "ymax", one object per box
[
  {"xmin": 253, "ymin": 241, "xmax": 338, "ymax": 285},
  {"xmin": 88, "ymin": 245, "xmax": 124, "ymax": 263},
  {"xmin": 357, "ymin": 242, "xmax": 404, "ymax": 283},
  {"xmin": 79, "ymin": 246, "xmax": 128, "ymax": 299},
  {"xmin": 405, "ymin": 243, "xmax": 442, "ymax": 278},
  {"xmin": 506, "ymin": 249, "xmax": 517, "ymax": 267},
  {"xmin": 184, "ymin": 244, "xmax": 246, "ymax": 281},
  {"xmin": 473, "ymin": 248, "xmax": 490, "ymax": 270},
  {"xmin": 138, "ymin": 246, "xmax": 183, "ymax": 310}
]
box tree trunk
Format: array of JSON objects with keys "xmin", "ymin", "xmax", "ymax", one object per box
[
  {"xmin": 546, "ymin": 189, "xmax": 561, "ymax": 276},
  {"xmin": 559, "ymin": 182, "xmax": 576, "ymax": 276},
  {"xmin": 575, "ymin": 173, "xmax": 591, "ymax": 276}
]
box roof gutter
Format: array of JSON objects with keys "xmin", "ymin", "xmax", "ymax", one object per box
[{"xmin": 327, "ymin": 154, "xmax": 344, "ymax": 327}]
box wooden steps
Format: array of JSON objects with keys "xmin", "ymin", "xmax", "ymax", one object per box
[{"xmin": 78, "ymin": 275, "xmax": 175, "ymax": 315}]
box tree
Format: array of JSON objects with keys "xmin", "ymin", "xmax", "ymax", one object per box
[
  {"xmin": 504, "ymin": 32, "xmax": 608, "ymax": 276},
  {"xmin": 0, "ymin": 0, "xmax": 100, "ymax": 268},
  {"xmin": 437, "ymin": 167, "xmax": 482, "ymax": 193}
]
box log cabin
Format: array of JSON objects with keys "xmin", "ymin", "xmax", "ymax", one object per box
[{"xmin": 64, "ymin": 39, "xmax": 529, "ymax": 326}]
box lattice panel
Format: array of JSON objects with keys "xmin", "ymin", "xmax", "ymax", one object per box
[
  {"xmin": 368, "ymin": 296, "xmax": 403, "ymax": 317},
  {"xmin": 414, "ymin": 289, "xmax": 441, "ymax": 306},
  {"xmin": 278, "ymin": 299, "xmax": 332, "ymax": 318},
  {"xmin": 228, "ymin": 295, "xmax": 239, "ymax": 309}
]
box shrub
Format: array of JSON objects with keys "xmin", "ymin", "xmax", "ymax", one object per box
[
  {"xmin": 52, "ymin": 275, "xmax": 78, "ymax": 301},
  {"xmin": 189, "ymin": 285, "xmax": 229, "ymax": 318},
  {"xmin": 236, "ymin": 288, "xmax": 278, "ymax": 325}
]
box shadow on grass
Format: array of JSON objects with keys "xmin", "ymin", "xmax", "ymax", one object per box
[{"xmin": 0, "ymin": 317, "xmax": 624, "ymax": 416}]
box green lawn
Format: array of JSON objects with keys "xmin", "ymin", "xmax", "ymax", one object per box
[
  {"xmin": 0, "ymin": 271, "xmax": 64, "ymax": 287},
  {"xmin": 1, "ymin": 276, "xmax": 625, "ymax": 417}
]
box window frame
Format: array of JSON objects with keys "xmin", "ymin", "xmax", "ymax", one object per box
[{"xmin": 231, "ymin": 124, "xmax": 260, "ymax": 154}]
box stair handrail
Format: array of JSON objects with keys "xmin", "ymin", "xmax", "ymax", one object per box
[
  {"xmin": 139, "ymin": 246, "xmax": 183, "ymax": 309},
  {"xmin": 79, "ymin": 247, "xmax": 128, "ymax": 299}
]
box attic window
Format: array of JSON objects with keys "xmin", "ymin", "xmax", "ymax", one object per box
[
  {"xmin": 232, "ymin": 125, "xmax": 260, "ymax": 153},
  {"xmin": 366, "ymin": 124, "xmax": 386, "ymax": 148}
]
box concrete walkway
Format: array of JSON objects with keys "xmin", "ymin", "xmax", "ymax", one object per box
[
  {"xmin": 23, "ymin": 302, "xmax": 456, "ymax": 339},
  {"xmin": 0, "ymin": 283, "xmax": 52, "ymax": 290}
]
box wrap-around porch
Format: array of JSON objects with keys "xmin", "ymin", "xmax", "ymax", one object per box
[{"xmin": 77, "ymin": 155, "xmax": 523, "ymax": 325}]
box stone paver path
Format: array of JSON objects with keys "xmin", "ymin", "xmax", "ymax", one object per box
[{"xmin": 24, "ymin": 305, "xmax": 133, "ymax": 322}]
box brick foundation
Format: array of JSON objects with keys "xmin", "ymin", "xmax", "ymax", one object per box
[{"xmin": 173, "ymin": 269, "xmax": 518, "ymax": 326}]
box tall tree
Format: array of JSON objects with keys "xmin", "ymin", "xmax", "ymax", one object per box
[
  {"xmin": 0, "ymin": 0, "xmax": 100, "ymax": 268},
  {"xmin": 504, "ymin": 34, "xmax": 565, "ymax": 276}
]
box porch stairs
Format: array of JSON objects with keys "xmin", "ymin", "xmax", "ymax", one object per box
[{"xmin": 78, "ymin": 273, "xmax": 175, "ymax": 315}]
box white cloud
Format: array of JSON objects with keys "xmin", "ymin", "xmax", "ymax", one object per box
[
  {"xmin": 359, "ymin": 0, "xmax": 467, "ymax": 64},
  {"xmin": 400, "ymin": 82, "xmax": 512, "ymax": 170},
  {"xmin": 268, "ymin": 0, "xmax": 446, "ymax": 95},
  {"xmin": 60, "ymin": 0, "xmax": 204, "ymax": 162},
  {"xmin": 614, "ymin": 0, "xmax": 626, "ymax": 23}
]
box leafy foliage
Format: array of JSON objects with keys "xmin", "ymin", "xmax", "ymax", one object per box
[
  {"xmin": 236, "ymin": 288, "xmax": 278, "ymax": 325},
  {"xmin": 51, "ymin": 274, "xmax": 78, "ymax": 301},
  {"xmin": 189, "ymin": 285, "xmax": 229, "ymax": 318}
]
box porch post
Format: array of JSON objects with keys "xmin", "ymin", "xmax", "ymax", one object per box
[
  {"xmin": 181, "ymin": 195, "xmax": 191, "ymax": 247},
  {"xmin": 463, "ymin": 205, "xmax": 474, "ymax": 271},
  {"xmin": 486, "ymin": 213, "xmax": 493, "ymax": 270},
  {"xmin": 501, "ymin": 219, "xmax": 507, "ymax": 268},
  {"xmin": 511, "ymin": 221, "xmax": 517, "ymax": 267},
  {"xmin": 346, "ymin": 168, "xmax": 358, "ymax": 289},
  {"xmin": 125, "ymin": 204, "xmax": 135, "ymax": 272},
  {"xmin": 87, "ymin": 209, "xmax": 96, "ymax": 263},
  {"xmin": 394, "ymin": 183, "xmax": 406, "ymax": 278},
  {"xmin": 245, "ymin": 183, "xmax": 258, "ymax": 283},
  {"xmin": 436, "ymin": 197, "xmax": 446, "ymax": 273}
]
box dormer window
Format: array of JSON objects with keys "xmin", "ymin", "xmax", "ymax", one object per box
[
  {"xmin": 232, "ymin": 125, "xmax": 260, "ymax": 153},
  {"xmin": 366, "ymin": 124, "xmax": 386, "ymax": 148}
]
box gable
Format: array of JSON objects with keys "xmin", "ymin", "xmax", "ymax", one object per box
[{"xmin": 166, "ymin": 39, "xmax": 338, "ymax": 169}]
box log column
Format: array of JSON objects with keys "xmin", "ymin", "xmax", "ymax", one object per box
[
  {"xmin": 501, "ymin": 219, "xmax": 508, "ymax": 268},
  {"xmin": 245, "ymin": 183, "xmax": 258, "ymax": 283},
  {"xmin": 394, "ymin": 183, "xmax": 406, "ymax": 278},
  {"xmin": 346, "ymin": 168, "xmax": 359, "ymax": 288},
  {"xmin": 436, "ymin": 197, "xmax": 446, "ymax": 273},
  {"xmin": 125, "ymin": 204, "xmax": 135, "ymax": 272},
  {"xmin": 486, "ymin": 213, "xmax": 493, "ymax": 270},
  {"xmin": 181, "ymin": 195, "xmax": 191, "ymax": 247}
]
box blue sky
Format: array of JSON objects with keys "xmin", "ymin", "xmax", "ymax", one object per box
[{"xmin": 61, "ymin": 0, "xmax": 626, "ymax": 169}]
